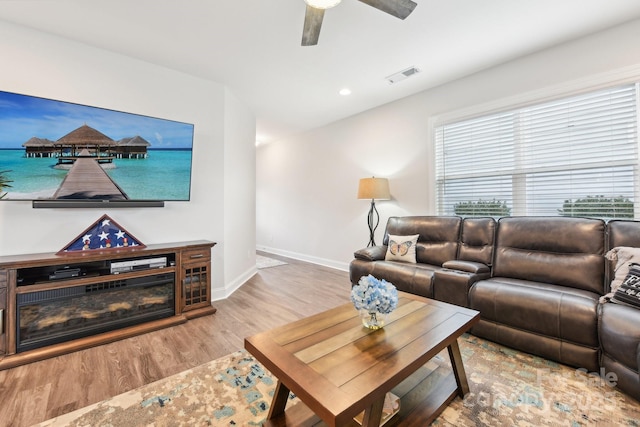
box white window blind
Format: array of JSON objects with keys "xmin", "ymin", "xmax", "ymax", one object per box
[{"xmin": 435, "ymin": 83, "xmax": 639, "ymax": 219}]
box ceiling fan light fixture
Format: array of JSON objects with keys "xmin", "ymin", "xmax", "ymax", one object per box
[
  {"xmin": 304, "ymin": 0, "xmax": 342, "ymax": 9},
  {"xmin": 301, "ymin": 0, "xmax": 416, "ymax": 46}
]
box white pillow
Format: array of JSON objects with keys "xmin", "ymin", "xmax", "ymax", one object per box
[
  {"xmin": 604, "ymin": 246, "xmax": 640, "ymax": 299},
  {"xmin": 385, "ymin": 234, "xmax": 419, "ymax": 263}
]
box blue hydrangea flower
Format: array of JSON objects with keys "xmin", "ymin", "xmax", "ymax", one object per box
[{"xmin": 350, "ymin": 274, "xmax": 398, "ymax": 314}]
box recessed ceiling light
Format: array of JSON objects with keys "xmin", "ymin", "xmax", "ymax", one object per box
[{"xmin": 339, "ymin": 88, "xmax": 352, "ymax": 96}]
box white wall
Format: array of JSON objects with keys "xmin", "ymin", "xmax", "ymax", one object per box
[
  {"xmin": 220, "ymin": 88, "xmax": 257, "ymax": 299},
  {"xmin": 0, "ymin": 21, "xmax": 256, "ymax": 296},
  {"xmin": 257, "ymin": 18, "xmax": 640, "ymax": 271}
]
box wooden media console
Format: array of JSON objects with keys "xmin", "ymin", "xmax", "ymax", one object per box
[{"xmin": 0, "ymin": 240, "xmax": 216, "ymax": 370}]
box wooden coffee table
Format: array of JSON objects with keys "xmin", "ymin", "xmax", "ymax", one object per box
[{"xmin": 244, "ymin": 292, "xmax": 480, "ymax": 426}]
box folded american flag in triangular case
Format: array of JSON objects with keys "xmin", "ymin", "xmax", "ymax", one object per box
[{"xmin": 57, "ymin": 214, "xmax": 146, "ymax": 254}]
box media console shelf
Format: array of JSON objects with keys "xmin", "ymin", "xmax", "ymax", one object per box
[{"xmin": 0, "ymin": 240, "xmax": 216, "ymax": 370}]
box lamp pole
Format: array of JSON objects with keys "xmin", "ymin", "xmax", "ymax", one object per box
[{"xmin": 367, "ymin": 198, "xmax": 379, "ymax": 247}]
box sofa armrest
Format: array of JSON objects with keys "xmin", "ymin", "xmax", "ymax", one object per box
[
  {"xmin": 354, "ymin": 246, "xmax": 387, "ymax": 261},
  {"xmin": 433, "ymin": 268, "xmax": 491, "ymax": 308},
  {"xmin": 442, "ymin": 260, "xmax": 490, "ymax": 274}
]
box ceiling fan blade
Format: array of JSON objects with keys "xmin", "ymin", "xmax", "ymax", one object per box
[
  {"xmin": 357, "ymin": 0, "xmax": 417, "ymax": 19},
  {"xmin": 302, "ymin": 5, "xmax": 325, "ymax": 46}
]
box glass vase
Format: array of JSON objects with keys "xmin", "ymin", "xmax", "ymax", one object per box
[{"xmin": 360, "ymin": 310, "xmax": 387, "ymax": 330}]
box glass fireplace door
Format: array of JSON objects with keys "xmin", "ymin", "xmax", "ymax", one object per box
[{"xmin": 17, "ymin": 272, "xmax": 175, "ymax": 352}]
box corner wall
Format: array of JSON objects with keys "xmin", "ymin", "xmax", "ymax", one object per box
[
  {"xmin": 219, "ymin": 88, "xmax": 257, "ymax": 298},
  {"xmin": 0, "ymin": 21, "xmax": 256, "ymax": 296},
  {"xmin": 257, "ymin": 18, "xmax": 640, "ymax": 271}
]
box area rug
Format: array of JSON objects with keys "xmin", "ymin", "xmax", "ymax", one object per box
[
  {"xmin": 256, "ymin": 255, "xmax": 287, "ymax": 269},
  {"xmin": 37, "ymin": 334, "xmax": 640, "ymax": 426}
]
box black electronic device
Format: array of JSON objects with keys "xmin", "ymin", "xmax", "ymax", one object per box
[{"xmin": 49, "ymin": 267, "xmax": 81, "ymax": 280}]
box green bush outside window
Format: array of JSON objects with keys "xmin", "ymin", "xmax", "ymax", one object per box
[
  {"xmin": 558, "ymin": 195, "xmax": 634, "ymax": 219},
  {"xmin": 453, "ymin": 199, "xmax": 511, "ymax": 217}
]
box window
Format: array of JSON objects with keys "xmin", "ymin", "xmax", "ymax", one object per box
[{"xmin": 435, "ymin": 83, "xmax": 639, "ymax": 219}]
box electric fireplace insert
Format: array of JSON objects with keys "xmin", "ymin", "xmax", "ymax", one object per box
[{"xmin": 16, "ymin": 272, "xmax": 175, "ymax": 352}]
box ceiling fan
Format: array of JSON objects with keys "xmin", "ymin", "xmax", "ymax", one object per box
[{"xmin": 302, "ymin": 0, "xmax": 418, "ymax": 46}]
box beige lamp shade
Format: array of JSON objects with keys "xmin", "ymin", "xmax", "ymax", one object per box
[{"xmin": 357, "ymin": 177, "xmax": 390, "ymax": 200}]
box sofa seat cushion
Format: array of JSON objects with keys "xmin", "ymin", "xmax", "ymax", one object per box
[
  {"xmin": 349, "ymin": 259, "xmax": 436, "ymax": 298},
  {"xmin": 470, "ymin": 277, "xmax": 600, "ymax": 348}
]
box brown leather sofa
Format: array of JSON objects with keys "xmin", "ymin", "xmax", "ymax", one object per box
[{"xmin": 349, "ymin": 215, "xmax": 640, "ymax": 400}]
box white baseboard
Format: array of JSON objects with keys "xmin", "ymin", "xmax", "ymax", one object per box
[
  {"xmin": 212, "ymin": 248, "xmax": 348, "ymax": 301},
  {"xmin": 256, "ymin": 245, "xmax": 349, "ymax": 271},
  {"xmin": 211, "ymin": 266, "xmax": 258, "ymax": 301}
]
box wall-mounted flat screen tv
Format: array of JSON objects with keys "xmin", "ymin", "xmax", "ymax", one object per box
[{"xmin": 0, "ymin": 90, "xmax": 195, "ymax": 208}]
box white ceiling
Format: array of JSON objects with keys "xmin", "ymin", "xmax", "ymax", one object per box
[{"xmin": 1, "ymin": 0, "xmax": 640, "ymax": 143}]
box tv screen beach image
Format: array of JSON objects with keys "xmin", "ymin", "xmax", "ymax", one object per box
[{"xmin": 0, "ymin": 90, "xmax": 194, "ymax": 201}]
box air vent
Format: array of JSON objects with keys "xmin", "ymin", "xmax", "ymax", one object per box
[{"xmin": 386, "ymin": 66, "xmax": 420, "ymax": 84}]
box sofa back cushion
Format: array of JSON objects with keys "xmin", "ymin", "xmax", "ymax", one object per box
[
  {"xmin": 607, "ymin": 220, "xmax": 640, "ymax": 248},
  {"xmin": 383, "ymin": 216, "xmax": 461, "ymax": 266},
  {"xmin": 458, "ymin": 217, "xmax": 496, "ymax": 266},
  {"xmin": 605, "ymin": 220, "xmax": 640, "ymax": 291},
  {"xmin": 493, "ymin": 216, "xmax": 605, "ymax": 294}
]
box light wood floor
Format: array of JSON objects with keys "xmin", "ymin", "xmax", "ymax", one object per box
[{"xmin": 0, "ymin": 253, "xmax": 351, "ymax": 427}]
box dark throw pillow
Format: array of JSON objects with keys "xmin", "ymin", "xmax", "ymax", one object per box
[{"xmin": 612, "ymin": 263, "xmax": 640, "ymax": 309}]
